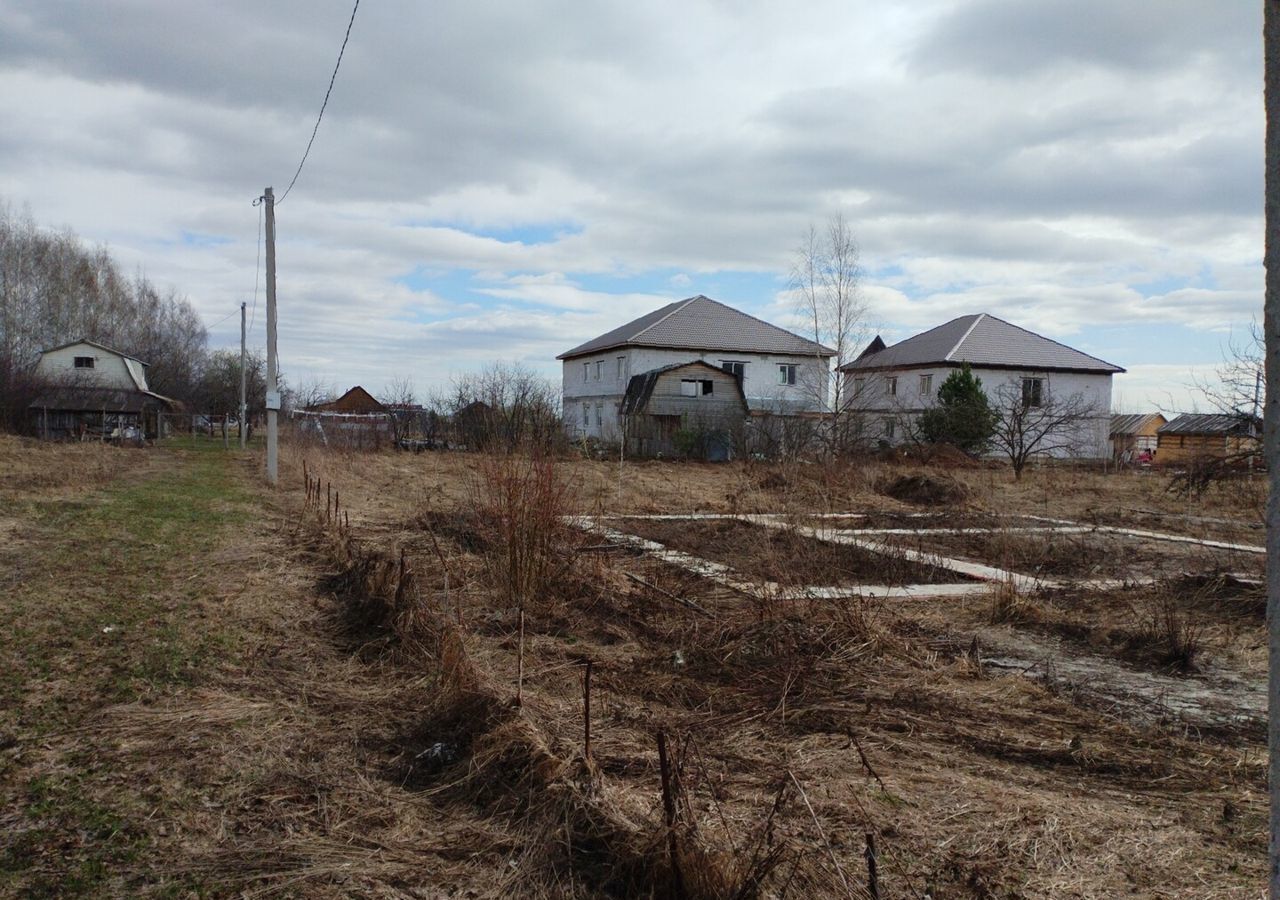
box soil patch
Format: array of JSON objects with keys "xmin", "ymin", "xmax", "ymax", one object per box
[
  {"xmin": 619, "ymin": 517, "xmax": 973, "ymax": 585},
  {"xmin": 885, "ymin": 529, "xmax": 1265, "ymax": 581},
  {"xmin": 879, "ymin": 473, "xmax": 969, "ymax": 506}
]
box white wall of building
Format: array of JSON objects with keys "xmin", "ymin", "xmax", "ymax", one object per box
[
  {"xmin": 35, "ymin": 342, "xmax": 148, "ymax": 392},
  {"xmin": 563, "ymin": 347, "xmax": 832, "ymax": 439},
  {"xmin": 843, "ymin": 365, "xmax": 1114, "ymax": 458}
]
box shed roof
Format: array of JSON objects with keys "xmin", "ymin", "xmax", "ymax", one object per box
[
  {"xmin": 29, "ymin": 386, "xmax": 179, "ymax": 413},
  {"xmin": 841, "ymin": 314, "xmax": 1124, "ymax": 374},
  {"xmin": 558, "ymin": 295, "xmax": 832, "ymax": 360},
  {"xmin": 1157, "ymin": 413, "xmax": 1261, "ymax": 436},
  {"xmin": 1110, "ymin": 413, "xmax": 1166, "ymax": 436},
  {"xmin": 621, "ymin": 360, "xmax": 749, "ymax": 416}
]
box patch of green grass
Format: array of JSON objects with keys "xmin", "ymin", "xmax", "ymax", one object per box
[{"xmin": 0, "ymin": 444, "xmax": 259, "ymax": 893}]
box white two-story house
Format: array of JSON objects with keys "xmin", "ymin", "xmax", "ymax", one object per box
[
  {"xmin": 839, "ymin": 313, "xmax": 1123, "ymax": 458},
  {"xmin": 558, "ymin": 295, "xmax": 833, "ymax": 441}
]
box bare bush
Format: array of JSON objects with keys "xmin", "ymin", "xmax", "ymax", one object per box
[{"xmin": 470, "ymin": 451, "xmax": 572, "ymax": 610}]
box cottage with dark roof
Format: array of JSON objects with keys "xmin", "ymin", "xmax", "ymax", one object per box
[
  {"xmin": 840, "ymin": 314, "xmax": 1124, "ymax": 459},
  {"xmin": 30, "ymin": 338, "xmax": 181, "ymax": 440},
  {"xmin": 1156, "ymin": 413, "xmax": 1261, "ymax": 466},
  {"xmin": 557, "ymin": 295, "xmax": 832, "ymax": 441}
]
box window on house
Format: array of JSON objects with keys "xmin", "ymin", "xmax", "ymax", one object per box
[
  {"xmin": 887, "ymin": 376, "xmax": 898, "ymax": 397},
  {"xmin": 582, "ymin": 403, "xmax": 589, "ymax": 426},
  {"xmin": 74, "ymin": 356, "xmax": 95, "ymax": 369},
  {"xmin": 617, "ymin": 356, "xmax": 625, "ymax": 380},
  {"xmin": 884, "ymin": 418, "xmax": 896, "ymax": 439},
  {"xmin": 778, "ymin": 364, "xmax": 797, "ymax": 386},
  {"xmin": 595, "ymin": 361, "xmax": 602, "ymax": 381},
  {"xmin": 919, "ymin": 374, "xmax": 932, "ymax": 396},
  {"xmin": 1021, "ymin": 377, "xmax": 1043, "ymax": 408},
  {"xmin": 853, "ymin": 377, "xmax": 865, "ymax": 397},
  {"xmin": 595, "ymin": 403, "xmax": 603, "ymax": 426},
  {"xmin": 583, "ymin": 362, "xmax": 589, "ymax": 382},
  {"xmin": 722, "ymin": 361, "xmax": 745, "ymax": 381},
  {"xmin": 680, "ymin": 379, "xmax": 714, "ymax": 397}
]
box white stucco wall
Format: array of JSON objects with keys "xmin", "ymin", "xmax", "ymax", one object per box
[
  {"xmin": 35, "ymin": 342, "xmax": 148, "ymax": 391},
  {"xmin": 843, "ymin": 365, "xmax": 1113, "ymax": 459},
  {"xmin": 562, "ymin": 347, "xmax": 831, "ymax": 439}
]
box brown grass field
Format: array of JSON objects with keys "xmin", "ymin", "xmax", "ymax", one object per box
[{"xmin": 0, "ymin": 434, "xmax": 1268, "ymax": 898}]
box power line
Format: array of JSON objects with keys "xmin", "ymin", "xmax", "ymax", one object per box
[
  {"xmin": 204, "ymin": 306, "xmax": 240, "ymax": 331},
  {"xmin": 277, "ymin": 0, "xmax": 361, "ymax": 205}
]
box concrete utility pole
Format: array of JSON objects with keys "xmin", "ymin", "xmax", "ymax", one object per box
[
  {"xmin": 239, "ymin": 301, "xmax": 247, "ymax": 450},
  {"xmin": 1265, "ymin": 3, "xmax": 1280, "ymax": 895},
  {"xmin": 264, "ymin": 186, "xmax": 279, "ymax": 485}
]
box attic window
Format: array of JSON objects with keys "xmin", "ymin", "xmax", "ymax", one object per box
[
  {"xmin": 681, "ymin": 379, "xmax": 713, "ymax": 397},
  {"xmin": 74, "ymin": 356, "xmax": 95, "ymax": 369}
]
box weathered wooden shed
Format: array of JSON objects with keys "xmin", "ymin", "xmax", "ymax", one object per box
[
  {"xmin": 1109, "ymin": 412, "xmax": 1166, "ymax": 461},
  {"xmin": 1156, "ymin": 413, "xmax": 1261, "ymax": 465},
  {"xmin": 620, "ymin": 360, "xmax": 749, "ymax": 459}
]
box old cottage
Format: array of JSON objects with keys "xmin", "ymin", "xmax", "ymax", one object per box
[
  {"xmin": 620, "ymin": 360, "xmax": 749, "ymax": 459},
  {"xmin": 29, "ymin": 339, "xmax": 180, "ymax": 440}
]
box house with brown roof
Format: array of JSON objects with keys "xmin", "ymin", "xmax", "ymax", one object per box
[
  {"xmin": 840, "ymin": 314, "xmax": 1124, "ymax": 458},
  {"xmin": 557, "ymin": 295, "xmax": 832, "ymax": 441}
]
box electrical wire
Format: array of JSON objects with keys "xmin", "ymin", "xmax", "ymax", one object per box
[{"xmin": 277, "ymin": 0, "xmax": 361, "ymax": 205}]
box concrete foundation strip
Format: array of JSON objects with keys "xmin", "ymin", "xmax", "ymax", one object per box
[{"xmin": 569, "ymin": 517, "xmax": 990, "ymax": 601}]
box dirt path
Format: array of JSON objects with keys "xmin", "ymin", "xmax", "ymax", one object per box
[
  {"xmin": 0, "ymin": 442, "xmax": 502, "ymax": 897},
  {"xmin": 976, "ymin": 625, "xmax": 1266, "ymax": 733}
]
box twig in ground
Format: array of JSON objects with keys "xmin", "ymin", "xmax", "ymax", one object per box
[
  {"xmin": 787, "ymin": 769, "xmax": 854, "ymax": 899},
  {"xmin": 847, "ymin": 731, "xmax": 887, "ymax": 793},
  {"xmin": 865, "ymin": 832, "xmax": 879, "ymax": 899},
  {"xmin": 658, "ymin": 730, "xmax": 687, "ymax": 900},
  {"xmin": 625, "ymin": 572, "xmax": 712, "ymax": 616}
]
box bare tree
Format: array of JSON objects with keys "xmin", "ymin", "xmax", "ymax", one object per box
[
  {"xmin": 1193, "ymin": 322, "xmax": 1264, "ymax": 417},
  {"xmin": 790, "ymin": 212, "xmax": 867, "ymax": 450},
  {"xmin": 989, "ymin": 379, "xmax": 1102, "ymax": 480},
  {"xmin": 380, "ymin": 374, "xmax": 425, "ymax": 445}
]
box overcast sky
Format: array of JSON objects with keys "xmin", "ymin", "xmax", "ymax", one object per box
[{"xmin": 0, "ymin": 0, "xmax": 1262, "ymax": 411}]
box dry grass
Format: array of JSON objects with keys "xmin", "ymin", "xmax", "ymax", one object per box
[{"xmin": 2, "ymin": 436, "xmax": 1268, "ymax": 897}]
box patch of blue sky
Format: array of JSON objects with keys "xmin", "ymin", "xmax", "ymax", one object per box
[
  {"xmin": 407, "ymin": 219, "xmax": 584, "ymax": 245},
  {"xmin": 177, "ymin": 230, "xmax": 231, "ymax": 248},
  {"xmin": 1074, "ymin": 322, "xmax": 1224, "ymax": 367},
  {"xmin": 570, "ymin": 268, "xmax": 785, "ymax": 305}
]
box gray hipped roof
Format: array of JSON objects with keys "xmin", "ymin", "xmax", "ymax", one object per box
[
  {"xmin": 841, "ymin": 314, "xmax": 1124, "ymax": 374},
  {"xmin": 557, "ymin": 295, "xmax": 832, "ymax": 360}
]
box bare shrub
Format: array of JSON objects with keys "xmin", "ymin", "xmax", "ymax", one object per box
[
  {"xmin": 987, "ymin": 577, "xmax": 1039, "ymax": 625},
  {"xmin": 470, "ymin": 451, "xmax": 572, "ymax": 609},
  {"xmin": 1128, "ymin": 596, "xmax": 1204, "ymax": 672}
]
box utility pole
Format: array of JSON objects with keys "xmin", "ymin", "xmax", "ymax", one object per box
[
  {"xmin": 264, "ymin": 186, "xmax": 279, "ymax": 485},
  {"xmin": 239, "ymin": 301, "xmax": 247, "ymax": 449},
  {"xmin": 1265, "ymin": 3, "xmax": 1280, "ymax": 895}
]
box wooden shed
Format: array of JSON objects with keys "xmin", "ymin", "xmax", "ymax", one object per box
[
  {"xmin": 1155, "ymin": 413, "xmax": 1261, "ymax": 466},
  {"xmin": 620, "ymin": 360, "xmax": 749, "ymax": 459},
  {"xmin": 1109, "ymin": 413, "xmax": 1166, "ymax": 462}
]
